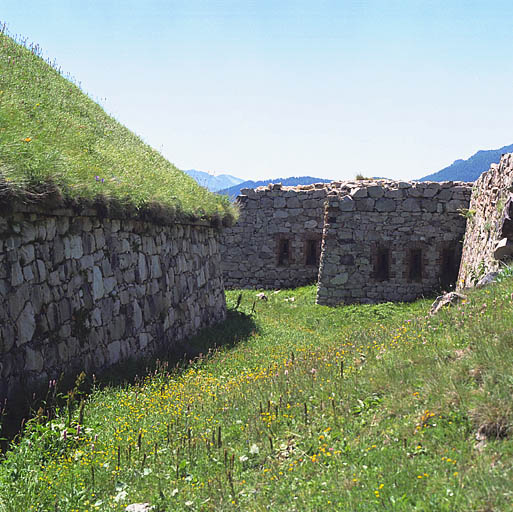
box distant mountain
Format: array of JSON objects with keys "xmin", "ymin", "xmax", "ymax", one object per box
[
  {"xmin": 218, "ymin": 176, "xmax": 332, "ymax": 200},
  {"xmin": 419, "ymin": 144, "xmax": 513, "ymax": 182},
  {"xmin": 184, "ymin": 169, "xmax": 244, "ymax": 192}
]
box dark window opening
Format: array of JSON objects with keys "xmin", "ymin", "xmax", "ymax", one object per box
[
  {"xmin": 408, "ymin": 249, "xmax": 423, "ymax": 282},
  {"xmin": 278, "ymin": 239, "xmax": 290, "ymax": 266},
  {"xmin": 306, "ymin": 239, "xmax": 321, "ymax": 266},
  {"xmin": 374, "ymin": 248, "xmax": 390, "ymax": 281},
  {"xmin": 440, "ymin": 247, "xmax": 459, "ymax": 290}
]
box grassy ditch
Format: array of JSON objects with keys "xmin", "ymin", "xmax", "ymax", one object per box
[
  {"xmin": 1, "ymin": 281, "xmax": 513, "ymax": 510},
  {"xmin": 0, "ymin": 27, "xmax": 234, "ymax": 224}
]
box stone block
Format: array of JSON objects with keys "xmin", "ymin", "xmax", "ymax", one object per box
[
  {"xmin": 101, "ymin": 259, "xmax": 113, "ymax": 278},
  {"xmin": 104, "ymin": 276, "xmax": 117, "ymax": 295},
  {"xmin": 52, "ymin": 238, "xmax": 65, "ymax": 264},
  {"xmin": 340, "ymin": 254, "xmax": 355, "ymax": 265},
  {"xmin": 350, "ymin": 187, "xmax": 368, "ymax": 198},
  {"xmin": 21, "ymin": 222, "xmax": 36, "ymax": 243},
  {"xmin": 79, "ymin": 254, "xmax": 94, "ymax": 270},
  {"xmin": 92, "ymin": 266, "xmax": 105, "ymax": 301},
  {"xmin": 139, "ymin": 333, "xmax": 150, "ymax": 350},
  {"xmin": 36, "ymin": 260, "xmax": 47, "ymax": 282},
  {"xmin": 286, "ymin": 197, "xmax": 301, "ymax": 208},
  {"xmin": 1, "ymin": 324, "xmax": 15, "ymax": 353},
  {"xmin": 11, "ymin": 262, "xmax": 24, "ymax": 287},
  {"xmin": 46, "ymin": 218, "xmax": 57, "ymax": 240},
  {"xmin": 338, "ymin": 196, "xmax": 355, "ymax": 211},
  {"xmin": 368, "ymin": 186, "xmax": 384, "ymax": 198},
  {"xmin": 133, "ymin": 301, "xmax": 143, "ymax": 330},
  {"xmin": 355, "ymin": 198, "xmax": 375, "ymax": 211},
  {"xmin": 20, "ymin": 244, "xmax": 35, "ymax": 265},
  {"xmin": 25, "ymin": 347, "xmax": 43, "ymax": 372},
  {"xmin": 402, "ymin": 198, "xmax": 421, "ymax": 212},
  {"xmin": 57, "ymin": 340, "xmax": 69, "ymax": 362},
  {"xmin": 331, "ymin": 272, "xmax": 349, "ymax": 285},
  {"xmin": 375, "ymin": 198, "xmax": 396, "ymax": 212},
  {"xmin": 91, "ymin": 307, "xmax": 102, "ymax": 327},
  {"xmin": 22, "ymin": 265, "xmax": 34, "ymax": 282},
  {"xmin": 16, "ymin": 302, "xmax": 36, "ymax": 346},
  {"xmin": 107, "ymin": 340, "xmax": 121, "ymax": 365},
  {"xmin": 57, "ymin": 299, "xmax": 72, "ymax": 325},
  {"xmin": 421, "ymin": 199, "xmax": 437, "ymax": 213},
  {"xmin": 446, "ymin": 199, "xmax": 466, "ymax": 212},
  {"xmin": 150, "ymin": 256, "xmax": 162, "ymax": 278},
  {"xmin": 423, "ymin": 187, "xmax": 439, "ymax": 198},
  {"xmin": 55, "ymin": 216, "xmax": 69, "ymax": 235},
  {"xmin": 437, "ymin": 188, "xmax": 453, "ymax": 200},
  {"xmin": 273, "ymin": 197, "xmax": 286, "ymax": 208},
  {"xmin": 385, "ymin": 189, "xmax": 403, "ymax": 199},
  {"xmin": 48, "ymin": 271, "xmax": 60, "ymax": 287},
  {"xmin": 94, "ymin": 229, "xmax": 106, "ymax": 249},
  {"xmin": 9, "ymin": 283, "xmax": 28, "ymax": 320},
  {"xmin": 82, "ymin": 233, "xmax": 96, "ymax": 253}
]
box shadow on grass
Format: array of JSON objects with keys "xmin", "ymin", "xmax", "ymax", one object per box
[
  {"xmin": 0, "ymin": 308, "xmax": 256, "ymax": 448},
  {"xmin": 102, "ymin": 308, "xmax": 258, "ymax": 387}
]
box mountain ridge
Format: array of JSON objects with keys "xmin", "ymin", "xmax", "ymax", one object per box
[
  {"xmin": 183, "ymin": 169, "xmax": 244, "ymax": 192},
  {"xmin": 419, "ymin": 144, "xmax": 513, "ymax": 182},
  {"xmin": 218, "ymin": 176, "xmax": 333, "ymax": 199}
]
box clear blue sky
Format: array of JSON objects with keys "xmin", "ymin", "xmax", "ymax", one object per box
[{"xmin": 3, "ymin": 1, "xmax": 513, "ymax": 181}]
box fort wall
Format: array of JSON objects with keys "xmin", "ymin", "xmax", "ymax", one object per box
[
  {"xmin": 458, "ymin": 153, "xmax": 513, "ymax": 288},
  {"xmin": 220, "ymin": 183, "xmax": 332, "ymax": 289},
  {"xmin": 0, "ymin": 201, "xmax": 226, "ymax": 401},
  {"xmin": 221, "ymin": 180, "xmax": 473, "ymax": 301},
  {"xmin": 316, "ymin": 181, "xmax": 471, "ymax": 305}
]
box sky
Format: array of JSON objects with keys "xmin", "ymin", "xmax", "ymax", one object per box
[{"xmin": 2, "ymin": 1, "xmax": 513, "ymax": 181}]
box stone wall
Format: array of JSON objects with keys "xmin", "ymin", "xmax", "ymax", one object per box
[
  {"xmin": 0, "ymin": 202, "xmax": 226, "ymax": 401},
  {"xmin": 316, "ymin": 180, "xmax": 472, "ymax": 305},
  {"xmin": 220, "ymin": 183, "xmax": 334, "ymax": 289},
  {"xmin": 458, "ymin": 153, "xmax": 513, "ymax": 288}
]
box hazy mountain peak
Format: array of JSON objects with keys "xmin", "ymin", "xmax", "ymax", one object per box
[{"xmin": 184, "ymin": 169, "xmax": 245, "ymax": 192}]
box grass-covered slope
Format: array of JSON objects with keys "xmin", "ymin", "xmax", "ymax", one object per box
[
  {"xmin": 0, "ymin": 30, "xmax": 234, "ymax": 224},
  {"xmin": 2, "ymin": 277, "xmax": 513, "ymax": 510}
]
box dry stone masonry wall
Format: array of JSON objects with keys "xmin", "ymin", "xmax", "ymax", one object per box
[
  {"xmin": 458, "ymin": 153, "xmax": 513, "ymax": 288},
  {"xmin": 221, "ymin": 179, "xmax": 472, "ymax": 303},
  {"xmin": 317, "ymin": 181, "xmax": 472, "ymax": 304},
  {"xmin": 220, "ymin": 183, "xmax": 333, "ymax": 289},
  {"xmin": 0, "ymin": 202, "xmax": 226, "ymax": 401}
]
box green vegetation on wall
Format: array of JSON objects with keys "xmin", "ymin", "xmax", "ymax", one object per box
[{"xmin": 0, "ymin": 28, "xmax": 235, "ymax": 225}]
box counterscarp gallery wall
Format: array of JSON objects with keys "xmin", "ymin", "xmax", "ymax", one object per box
[
  {"xmin": 0, "ymin": 201, "xmax": 226, "ymax": 401},
  {"xmin": 220, "ymin": 183, "xmax": 333, "ymax": 289},
  {"xmin": 458, "ymin": 153, "xmax": 513, "ymax": 288},
  {"xmin": 316, "ymin": 181, "xmax": 472, "ymax": 305}
]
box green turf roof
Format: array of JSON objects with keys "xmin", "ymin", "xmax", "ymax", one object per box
[{"xmin": 0, "ymin": 30, "xmax": 235, "ymax": 225}]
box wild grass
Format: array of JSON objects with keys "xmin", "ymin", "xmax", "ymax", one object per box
[
  {"xmin": 0, "ymin": 26, "xmax": 235, "ymax": 224},
  {"xmin": 2, "ymin": 279, "xmax": 513, "ymax": 511}
]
